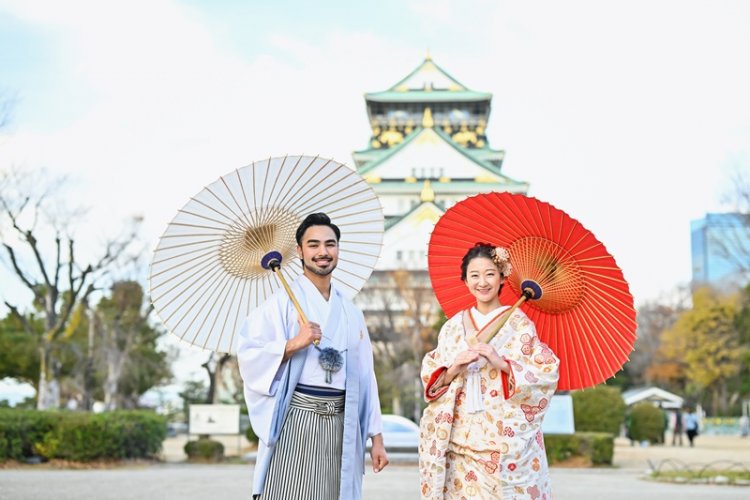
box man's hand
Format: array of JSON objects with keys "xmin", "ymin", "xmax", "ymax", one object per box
[
  {"xmin": 283, "ymin": 321, "xmax": 322, "ymax": 360},
  {"xmin": 370, "ymin": 433, "xmax": 389, "ymax": 473}
]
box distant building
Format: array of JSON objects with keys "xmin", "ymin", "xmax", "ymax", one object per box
[
  {"xmin": 351, "ymin": 56, "xmax": 529, "ymax": 419},
  {"xmin": 622, "ymin": 386, "xmax": 684, "ymax": 410},
  {"xmin": 352, "ymin": 55, "xmax": 529, "ymax": 324},
  {"xmin": 690, "ymin": 213, "xmax": 750, "ymax": 290}
]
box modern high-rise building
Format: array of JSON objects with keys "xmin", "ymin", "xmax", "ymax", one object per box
[{"xmin": 691, "ymin": 212, "xmax": 750, "ymax": 289}]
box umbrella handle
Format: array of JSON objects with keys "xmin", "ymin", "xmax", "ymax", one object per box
[
  {"xmin": 477, "ymin": 293, "xmax": 530, "ymax": 345},
  {"xmin": 271, "ymin": 267, "xmax": 321, "ymax": 346}
]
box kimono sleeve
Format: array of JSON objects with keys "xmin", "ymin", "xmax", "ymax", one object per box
[
  {"xmin": 357, "ymin": 311, "xmax": 383, "ymax": 438},
  {"xmin": 236, "ymin": 294, "xmax": 292, "ymax": 397},
  {"xmin": 504, "ymin": 313, "xmax": 560, "ymax": 423},
  {"xmin": 421, "ymin": 317, "xmax": 457, "ymax": 402}
]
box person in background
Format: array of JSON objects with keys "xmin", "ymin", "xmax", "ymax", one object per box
[
  {"xmin": 671, "ymin": 408, "xmax": 684, "ymax": 446},
  {"xmin": 684, "ymin": 407, "xmax": 700, "ymax": 447}
]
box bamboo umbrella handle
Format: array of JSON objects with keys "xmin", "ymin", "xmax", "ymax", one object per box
[
  {"xmin": 478, "ymin": 280, "xmax": 541, "ymax": 344},
  {"xmin": 272, "ymin": 267, "xmax": 309, "ymax": 324},
  {"xmin": 478, "ymin": 295, "xmax": 527, "ymax": 344},
  {"xmin": 263, "ymin": 253, "xmax": 319, "ymax": 346}
]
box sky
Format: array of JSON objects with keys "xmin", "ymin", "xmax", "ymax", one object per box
[{"xmin": 1, "ymin": 0, "xmax": 749, "ymax": 397}]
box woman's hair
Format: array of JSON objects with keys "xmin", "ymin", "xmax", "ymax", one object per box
[{"xmin": 460, "ymin": 242, "xmax": 513, "ymax": 281}]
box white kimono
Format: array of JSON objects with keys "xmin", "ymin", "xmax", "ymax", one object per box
[{"xmin": 237, "ymin": 275, "xmax": 383, "ymax": 499}]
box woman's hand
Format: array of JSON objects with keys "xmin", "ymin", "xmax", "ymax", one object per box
[
  {"xmin": 470, "ymin": 343, "xmax": 509, "ymax": 373},
  {"xmin": 445, "ymin": 350, "xmax": 480, "ymax": 381}
]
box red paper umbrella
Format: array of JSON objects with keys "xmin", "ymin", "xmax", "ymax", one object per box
[{"xmin": 428, "ymin": 192, "xmax": 637, "ymax": 391}]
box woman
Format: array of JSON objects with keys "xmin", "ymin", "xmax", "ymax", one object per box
[
  {"xmin": 419, "ymin": 243, "xmax": 559, "ymax": 499},
  {"xmin": 684, "ymin": 407, "xmax": 700, "ymax": 447}
]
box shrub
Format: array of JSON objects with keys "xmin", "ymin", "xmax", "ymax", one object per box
[
  {"xmin": 588, "ymin": 433, "xmax": 615, "ymax": 465},
  {"xmin": 0, "ymin": 409, "xmax": 59, "ymax": 460},
  {"xmin": 184, "ymin": 438, "xmax": 224, "ymax": 462},
  {"xmin": 543, "ymin": 434, "xmax": 580, "ymax": 463},
  {"xmin": 627, "ymin": 402, "xmax": 664, "ymax": 443},
  {"xmin": 0, "ymin": 409, "xmax": 166, "ymax": 462},
  {"xmin": 544, "ymin": 432, "xmax": 614, "ymax": 466},
  {"xmin": 571, "ymin": 386, "xmax": 626, "ymax": 436}
]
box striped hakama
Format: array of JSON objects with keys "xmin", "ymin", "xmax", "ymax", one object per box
[{"xmin": 261, "ymin": 386, "xmax": 345, "ymax": 500}]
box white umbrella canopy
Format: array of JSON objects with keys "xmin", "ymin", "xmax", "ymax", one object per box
[{"xmin": 149, "ymin": 155, "xmax": 384, "ymax": 353}]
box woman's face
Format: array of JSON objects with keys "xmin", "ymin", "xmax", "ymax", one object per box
[{"xmin": 464, "ymin": 256, "xmax": 504, "ymax": 306}]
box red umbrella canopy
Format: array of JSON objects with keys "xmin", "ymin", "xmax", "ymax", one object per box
[{"xmin": 428, "ymin": 192, "xmax": 637, "ymax": 391}]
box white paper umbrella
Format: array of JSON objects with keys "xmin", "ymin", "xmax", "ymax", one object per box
[{"xmin": 149, "ymin": 155, "xmax": 384, "ymax": 353}]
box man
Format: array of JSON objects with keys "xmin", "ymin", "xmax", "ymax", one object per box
[
  {"xmin": 238, "ymin": 213, "xmax": 388, "ymax": 499},
  {"xmin": 671, "ymin": 408, "xmax": 684, "ymax": 446}
]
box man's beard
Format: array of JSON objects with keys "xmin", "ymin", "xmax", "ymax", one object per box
[{"xmin": 302, "ymin": 258, "xmax": 336, "ymax": 276}]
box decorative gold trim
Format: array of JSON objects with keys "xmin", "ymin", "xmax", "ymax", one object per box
[
  {"xmin": 422, "ymin": 107, "xmax": 434, "ymax": 128},
  {"xmin": 421, "ymin": 180, "xmax": 435, "ymax": 202},
  {"xmin": 475, "ymin": 174, "xmax": 499, "ymax": 183}
]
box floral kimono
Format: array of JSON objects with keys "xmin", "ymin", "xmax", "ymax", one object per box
[{"xmin": 419, "ymin": 306, "xmax": 559, "ymax": 499}]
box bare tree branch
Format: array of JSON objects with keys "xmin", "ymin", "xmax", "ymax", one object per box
[
  {"xmin": 2, "ymin": 242, "xmax": 38, "ymax": 295},
  {"xmin": 53, "ymin": 235, "xmax": 62, "ymax": 290},
  {"xmin": 4, "ymin": 301, "xmax": 35, "ymax": 336}
]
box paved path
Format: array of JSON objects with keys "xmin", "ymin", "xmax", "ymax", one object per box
[
  {"xmin": 1, "ymin": 435, "xmax": 748, "ymax": 499},
  {"xmin": 2, "ymin": 464, "xmax": 749, "ymax": 499}
]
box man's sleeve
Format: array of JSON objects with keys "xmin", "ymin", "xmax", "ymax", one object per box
[{"xmin": 236, "ymin": 298, "xmax": 290, "ymax": 396}]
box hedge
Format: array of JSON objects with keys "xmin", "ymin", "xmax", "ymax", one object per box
[
  {"xmin": 184, "ymin": 438, "xmax": 225, "ymax": 462},
  {"xmin": 544, "ymin": 432, "xmax": 614, "ymax": 465},
  {"xmin": 0, "ymin": 410, "xmax": 58, "ymax": 460},
  {"xmin": 626, "ymin": 402, "xmax": 664, "ymax": 444},
  {"xmin": 571, "ymin": 386, "xmax": 626, "ymax": 436},
  {"xmin": 0, "ymin": 409, "xmax": 166, "ymax": 462}
]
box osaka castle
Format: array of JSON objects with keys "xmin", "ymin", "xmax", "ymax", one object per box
[{"xmin": 353, "ymin": 54, "xmax": 530, "ymax": 272}]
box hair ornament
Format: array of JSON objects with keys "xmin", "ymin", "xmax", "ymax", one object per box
[{"xmin": 491, "ymin": 246, "xmax": 512, "ymax": 278}]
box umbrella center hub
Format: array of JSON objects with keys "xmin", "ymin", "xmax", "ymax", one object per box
[
  {"xmin": 218, "ymin": 209, "xmax": 301, "ymax": 279},
  {"xmin": 508, "ymin": 236, "xmax": 586, "ymax": 313}
]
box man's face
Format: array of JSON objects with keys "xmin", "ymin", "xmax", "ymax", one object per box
[{"xmin": 297, "ymin": 225, "xmax": 339, "ymax": 277}]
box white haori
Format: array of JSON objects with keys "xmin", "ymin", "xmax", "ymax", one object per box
[{"xmin": 237, "ymin": 275, "xmax": 383, "ymax": 500}]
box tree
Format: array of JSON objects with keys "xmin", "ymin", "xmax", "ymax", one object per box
[
  {"xmin": 657, "ymin": 287, "xmax": 745, "ymax": 415},
  {"xmin": 356, "ymin": 270, "xmax": 440, "ymax": 421},
  {"xmin": 732, "ymin": 284, "xmax": 750, "ymax": 402},
  {"xmin": 201, "ymin": 352, "xmax": 232, "ymax": 404},
  {"xmin": 0, "ymin": 313, "xmax": 42, "ymax": 385},
  {"xmin": 358, "ymin": 272, "xmax": 416, "ymax": 416},
  {"xmin": 625, "ymin": 287, "xmax": 689, "ymax": 388},
  {"xmin": 94, "ymin": 281, "xmax": 171, "ymax": 410},
  {"xmin": 0, "ymin": 167, "xmax": 141, "ymax": 408},
  {"xmin": 709, "ymin": 168, "xmax": 750, "ymax": 282}
]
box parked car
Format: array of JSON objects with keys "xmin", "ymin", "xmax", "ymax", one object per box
[
  {"xmin": 368, "ymin": 414, "xmax": 420, "ymax": 451},
  {"xmin": 166, "ymin": 421, "xmax": 189, "ymax": 437}
]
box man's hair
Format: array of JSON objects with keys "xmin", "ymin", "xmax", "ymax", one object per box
[{"xmin": 295, "ymin": 212, "xmax": 341, "ymax": 245}]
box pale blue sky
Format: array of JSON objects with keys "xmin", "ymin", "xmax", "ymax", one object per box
[{"xmin": 1, "ymin": 0, "xmax": 749, "ymax": 389}]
